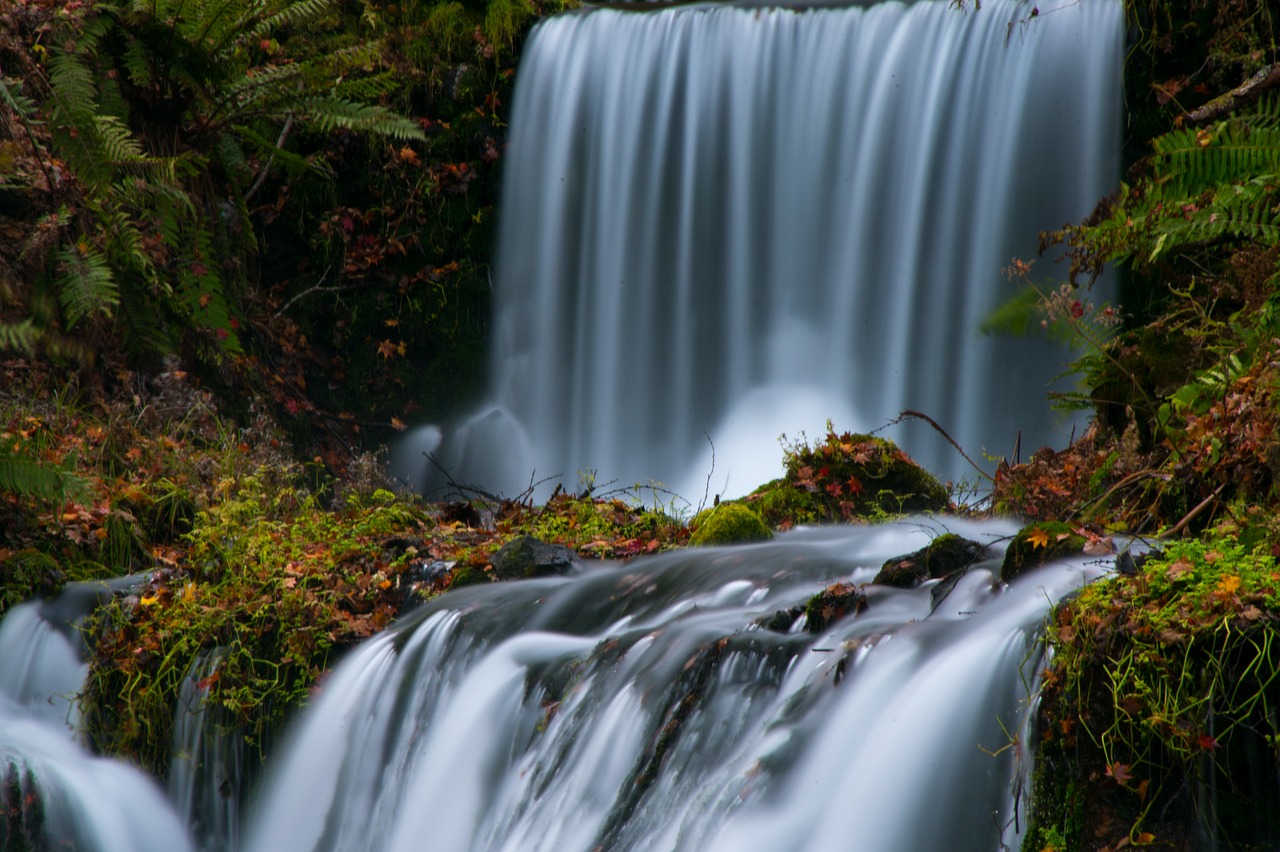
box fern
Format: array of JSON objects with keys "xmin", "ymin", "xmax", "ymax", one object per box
[
  {"xmin": 1055, "ymin": 95, "xmax": 1280, "ymax": 280},
  {"xmin": 249, "ymin": 0, "xmax": 339, "ymax": 42},
  {"xmin": 0, "ymin": 320, "xmax": 40, "ymax": 355},
  {"xmin": 0, "ymin": 447, "xmax": 87, "ymax": 503},
  {"xmin": 54, "ymin": 244, "xmax": 120, "ymax": 327},
  {"xmin": 305, "ymin": 95, "xmax": 425, "ymax": 141}
]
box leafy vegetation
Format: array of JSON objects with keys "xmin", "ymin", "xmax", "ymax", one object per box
[{"xmin": 1029, "ymin": 537, "xmax": 1280, "ymax": 849}]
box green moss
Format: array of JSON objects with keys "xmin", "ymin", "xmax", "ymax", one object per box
[
  {"xmin": 688, "ymin": 503, "xmax": 772, "ymax": 546},
  {"xmin": 80, "ymin": 469, "xmax": 430, "ymax": 774},
  {"xmin": 1000, "ymin": 521, "xmax": 1085, "ymax": 583},
  {"xmin": 875, "ymin": 533, "xmax": 987, "ymax": 588},
  {"xmin": 747, "ymin": 427, "xmax": 948, "ymax": 527},
  {"xmin": 803, "ymin": 581, "xmax": 865, "ymax": 633},
  {"xmin": 746, "ymin": 480, "xmax": 824, "ymax": 528},
  {"xmin": 447, "ymin": 562, "xmax": 491, "ymax": 589},
  {"xmin": 1030, "ymin": 536, "xmax": 1280, "ymax": 849}
]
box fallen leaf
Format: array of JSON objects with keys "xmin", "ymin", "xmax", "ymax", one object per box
[{"xmin": 1026, "ymin": 528, "xmax": 1051, "ymax": 549}]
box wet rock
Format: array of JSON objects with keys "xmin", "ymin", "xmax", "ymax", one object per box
[
  {"xmin": 875, "ymin": 533, "xmax": 988, "ymax": 589},
  {"xmin": 489, "ymin": 535, "xmax": 580, "ymax": 580},
  {"xmin": 804, "ymin": 581, "xmax": 867, "ymax": 633},
  {"xmin": 1000, "ymin": 521, "xmax": 1087, "ymax": 583}
]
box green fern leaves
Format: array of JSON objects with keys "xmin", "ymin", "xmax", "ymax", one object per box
[
  {"xmin": 54, "ymin": 244, "xmax": 119, "ymax": 327},
  {"xmin": 0, "ymin": 447, "xmax": 87, "ymax": 504},
  {"xmin": 1054, "ymin": 96, "xmax": 1280, "ymax": 282}
]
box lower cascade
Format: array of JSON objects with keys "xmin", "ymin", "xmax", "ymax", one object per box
[
  {"xmin": 416, "ymin": 0, "xmax": 1124, "ymax": 499},
  {"xmin": 0, "ymin": 519, "xmax": 1113, "ymax": 851}
]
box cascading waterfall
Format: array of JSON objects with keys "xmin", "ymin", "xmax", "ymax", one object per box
[
  {"xmin": 0, "ymin": 3, "xmax": 1132, "ymax": 850},
  {"xmin": 242, "ymin": 519, "xmax": 1109, "ymax": 852},
  {"xmin": 419, "ymin": 0, "xmax": 1123, "ymax": 500},
  {"xmin": 0, "ymin": 588, "xmax": 193, "ymax": 852}
]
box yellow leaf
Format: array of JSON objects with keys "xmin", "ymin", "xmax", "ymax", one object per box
[
  {"xmin": 1026, "ymin": 528, "xmax": 1050, "ymax": 549},
  {"xmin": 390, "ymin": 416, "xmax": 407, "ymax": 432},
  {"xmin": 139, "ymin": 593, "xmax": 159, "ymax": 607},
  {"xmin": 1217, "ymin": 574, "xmax": 1241, "ymax": 595}
]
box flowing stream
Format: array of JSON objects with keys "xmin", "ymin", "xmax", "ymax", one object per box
[
  {"xmin": 410, "ymin": 0, "xmax": 1123, "ymax": 500},
  {"xmin": 0, "ymin": 520, "xmax": 1110, "ymax": 850}
]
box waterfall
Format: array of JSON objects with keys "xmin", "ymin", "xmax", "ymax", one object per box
[
  {"xmin": 243, "ymin": 518, "xmax": 1109, "ymax": 852},
  {"xmin": 420, "ymin": 0, "xmax": 1123, "ymax": 500},
  {"xmin": 0, "ymin": 590, "xmax": 194, "ymax": 852}
]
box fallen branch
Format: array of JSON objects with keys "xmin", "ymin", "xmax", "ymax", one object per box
[
  {"xmin": 1162, "ymin": 482, "xmax": 1226, "ymax": 539},
  {"xmin": 1184, "ymin": 65, "xmax": 1280, "ymax": 126}
]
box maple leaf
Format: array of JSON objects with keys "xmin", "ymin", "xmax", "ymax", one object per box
[
  {"xmin": 1026, "ymin": 527, "xmax": 1051, "ymax": 549},
  {"xmin": 390, "ymin": 416, "xmax": 407, "ymax": 432},
  {"xmin": 1105, "ymin": 761, "xmax": 1132, "ymax": 786},
  {"xmin": 376, "ymin": 339, "xmax": 398, "ymax": 360}
]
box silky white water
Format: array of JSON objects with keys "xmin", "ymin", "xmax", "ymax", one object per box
[
  {"xmin": 415, "ymin": 0, "xmax": 1123, "ymax": 500},
  {"xmin": 242, "ymin": 518, "xmax": 1110, "ymax": 852},
  {"xmin": 0, "ymin": 522, "xmax": 1111, "ymax": 852}
]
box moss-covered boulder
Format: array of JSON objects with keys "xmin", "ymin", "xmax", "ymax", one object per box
[
  {"xmin": 875, "ymin": 533, "xmax": 988, "ymax": 589},
  {"xmin": 746, "ymin": 428, "xmax": 948, "ymax": 527},
  {"xmin": 803, "ymin": 581, "xmax": 867, "ymax": 633},
  {"xmin": 1000, "ymin": 521, "xmax": 1086, "ymax": 583},
  {"xmin": 1026, "ymin": 537, "xmax": 1280, "ymax": 851},
  {"xmin": 688, "ymin": 503, "xmax": 772, "ymax": 546}
]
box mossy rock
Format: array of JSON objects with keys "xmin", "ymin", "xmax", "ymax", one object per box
[
  {"xmin": 803, "ymin": 581, "xmax": 867, "ymax": 633},
  {"xmin": 747, "ymin": 430, "xmax": 948, "ymax": 526},
  {"xmin": 688, "ymin": 503, "xmax": 772, "ymax": 546},
  {"xmin": 447, "ymin": 562, "xmax": 491, "ymax": 590},
  {"xmin": 875, "ymin": 533, "xmax": 988, "ymax": 589},
  {"xmin": 746, "ymin": 480, "xmax": 825, "ymax": 528},
  {"xmin": 1000, "ymin": 522, "xmax": 1086, "ymax": 583},
  {"xmin": 0, "ymin": 549, "xmax": 65, "ymax": 614}
]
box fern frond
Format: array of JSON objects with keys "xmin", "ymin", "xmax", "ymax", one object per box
[
  {"xmin": 248, "ymin": 0, "xmax": 338, "ymax": 42},
  {"xmin": 303, "ymin": 95, "xmax": 425, "ymax": 141},
  {"xmin": 47, "ymin": 51, "xmax": 99, "ymax": 130},
  {"xmin": 0, "ymin": 319, "xmax": 39, "ymax": 355},
  {"xmin": 0, "ymin": 448, "xmax": 87, "ymax": 503},
  {"xmin": 0, "ymin": 76, "xmax": 40, "ymax": 124},
  {"xmin": 94, "ymin": 114, "xmax": 147, "ymax": 164},
  {"xmin": 54, "ymin": 243, "xmax": 120, "ymax": 327}
]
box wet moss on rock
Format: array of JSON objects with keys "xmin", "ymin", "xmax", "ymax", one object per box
[
  {"xmin": 1000, "ymin": 521, "xmax": 1086, "ymax": 583},
  {"xmin": 688, "ymin": 503, "xmax": 772, "ymax": 546},
  {"xmin": 874, "ymin": 533, "xmax": 987, "ymax": 588},
  {"xmin": 803, "ymin": 581, "xmax": 866, "ymax": 633},
  {"xmin": 746, "ymin": 428, "xmax": 948, "ymax": 527}
]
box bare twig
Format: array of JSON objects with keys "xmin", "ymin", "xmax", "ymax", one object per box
[
  {"xmin": 246, "ymin": 109, "xmax": 296, "ymax": 203},
  {"xmin": 888, "ymin": 410, "xmax": 995, "ymax": 483},
  {"xmin": 273, "ymin": 266, "xmax": 340, "ymax": 318}
]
